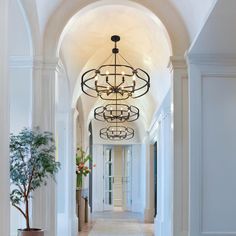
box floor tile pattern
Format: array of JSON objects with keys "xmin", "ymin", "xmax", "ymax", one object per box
[{"xmin": 79, "ymin": 211, "xmax": 154, "ymax": 236}]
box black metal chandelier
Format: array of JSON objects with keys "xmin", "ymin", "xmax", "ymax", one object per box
[
  {"xmin": 81, "ymin": 35, "xmax": 150, "ymax": 101},
  {"xmin": 94, "ymin": 103, "xmax": 139, "ymax": 123},
  {"xmin": 100, "ymin": 125, "xmax": 134, "ymax": 141}
]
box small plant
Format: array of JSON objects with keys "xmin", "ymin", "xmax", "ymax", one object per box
[
  {"xmin": 76, "ymin": 147, "xmax": 95, "ymax": 189},
  {"xmin": 10, "ymin": 128, "xmax": 60, "ymax": 231}
]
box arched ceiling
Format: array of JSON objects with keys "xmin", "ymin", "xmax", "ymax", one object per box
[
  {"xmin": 59, "ymin": 4, "xmax": 172, "ymax": 130},
  {"xmin": 169, "ymin": 0, "xmax": 216, "ymax": 39},
  {"xmin": 21, "ymin": 0, "xmax": 216, "ymax": 43},
  {"xmin": 60, "ymin": 4, "xmax": 172, "ymax": 103},
  {"xmin": 19, "ymin": 0, "xmax": 217, "ymax": 139}
]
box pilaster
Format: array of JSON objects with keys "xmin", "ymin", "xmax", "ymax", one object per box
[
  {"xmin": 32, "ymin": 59, "xmax": 59, "ymax": 236},
  {"xmin": 144, "ymin": 132, "xmax": 155, "ymax": 223},
  {"xmin": 0, "ymin": 1, "xmax": 10, "ymax": 235},
  {"xmin": 169, "ymin": 56, "xmax": 189, "ymax": 236}
]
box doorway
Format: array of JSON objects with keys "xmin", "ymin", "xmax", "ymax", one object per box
[{"xmin": 103, "ymin": 145, "xmax": 132, "ymax": 211}]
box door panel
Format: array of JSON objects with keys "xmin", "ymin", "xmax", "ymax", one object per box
[
  {"xmin": 123, "ymin": 146, "xmax": 132, "ymax": 211},
  {"xmin": 103, "ymin": 147, "xmax": 114, "ymax": 210}
]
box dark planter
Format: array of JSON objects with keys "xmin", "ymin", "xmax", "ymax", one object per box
[
  {"xmin": 76, "ymin": 189, "xmax": 82, "ymax": 231},
  {"xmin": 17, "ymin": 229, "xmax": 44, "ymax": 236}
]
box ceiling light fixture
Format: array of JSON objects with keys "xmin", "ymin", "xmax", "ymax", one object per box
[
  {"xmin": 81, "ymin": 35, "xmax": 150, "ymax": 100},
  {"xmin": 94, "ymin": 103, "xmax": 139, "ymax": 123},
  {"xmin": 100, "ymin": 125, "xmax": 134, "ymax": 141}
]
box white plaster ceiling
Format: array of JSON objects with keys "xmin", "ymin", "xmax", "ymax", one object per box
[
  {"xmin": 22, "ymin": 0, "xmax": 216, "ymax": 42},
  {"xmin": 60, "ymin": 4, "xmax": 172, "ymax": 130},
  {"xmin": 169, "ymin": 0, "xmax": 216, "ymax": 40},
  {"xmin": 189, "ymin": 0, "xmax": 236, "ymax": 54},
  {"xmin": 60, "ymin": 4, "xmax": 171, "ymax": 102}
]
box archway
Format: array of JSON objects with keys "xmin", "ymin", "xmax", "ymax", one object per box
[{"xmin": 32, "ymin": 0, "xmax": 190, "ymax": 235}]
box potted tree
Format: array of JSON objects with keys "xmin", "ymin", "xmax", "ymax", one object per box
[{"xmin": 10, "ymin": 128, "xmax": 60, "ymax": 236}]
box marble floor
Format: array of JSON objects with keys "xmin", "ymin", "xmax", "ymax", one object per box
[{"xmin": 79, "ymin": 210, "xmax": 154, "ymax": 236}]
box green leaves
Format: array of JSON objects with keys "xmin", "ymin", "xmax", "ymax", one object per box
[{"xmin": 9, "ymin": 128, "xmax": 60, "ymax": 228}]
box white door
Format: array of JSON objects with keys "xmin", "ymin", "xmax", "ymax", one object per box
[
  {"xmin": 103, "ymin": 146, "xmax": 114, "ymax": 211},
  {"xmin": 123, "ymin": 146, "xmax": 132, "ymax": 211}
]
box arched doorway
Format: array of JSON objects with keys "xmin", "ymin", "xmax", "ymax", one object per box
[{"xmin": 24, "ymin": 1, "xmax": 190, "ymax": 235}]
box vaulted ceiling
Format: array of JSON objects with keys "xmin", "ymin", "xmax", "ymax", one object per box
[{"xmin": 18, "ymin": 0, "xmax": 217, "ymax": 138}]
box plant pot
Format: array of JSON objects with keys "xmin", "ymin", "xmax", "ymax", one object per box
[
  {"xmin": 17, "ymin": 229, "xmax": 44, "ymax": 236},
  {"xmin": 76, "ymin": 189, "xmax": 82, "ymax": 231}
]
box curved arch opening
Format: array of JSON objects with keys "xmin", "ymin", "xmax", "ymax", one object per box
[{"xmin": 52, "ymin": 1, "xmax": 188, "ymax": 235}]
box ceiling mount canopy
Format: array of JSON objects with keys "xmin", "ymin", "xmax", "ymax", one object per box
[
  {"xmin": 100, "ymin": 125, "xmax": 134, "ymax": 141},
  {"xmin": 94, "ymin": 103, "xmax": 139, "ymax": 123},
  {"xmin": 81, "ymin": 35, "xmax": 150, "ymax": 101}
]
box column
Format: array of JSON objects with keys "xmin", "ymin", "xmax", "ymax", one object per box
[
  {"xmin": 169, "ymin": 56, "xmax": 189, "ymax": 236},
  {"xmin": 144, "ymin": 132, "xmax": 155, "ymax": 223},
  {"xmin": 72, "ymin": 109, "xmax": 79, "ymax": 235},
  {"xmin": 0, "ymin": 0, "xmax": 10, "ymax": 235},
  {"xmin": 32, "ymin": 60, "xmax": 58, "ymax": 236}
]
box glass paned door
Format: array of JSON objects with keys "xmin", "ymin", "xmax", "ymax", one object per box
[
  {"xmin": 123, "ymin": 146, "xmax": 132, "ymax": 211},
  {"xmin": 103, "ymin": 146, "xmax": 114, "ymax": 210}
]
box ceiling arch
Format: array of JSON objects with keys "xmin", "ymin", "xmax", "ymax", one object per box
[
  {"xmin": 57, "ymin": 3, "xmax": 172, "ymax": 132},
  {"xmin": 43, "ymin": 0, "xmax": 190, "ymax": 62}
]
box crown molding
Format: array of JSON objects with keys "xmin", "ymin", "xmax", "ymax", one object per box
[
  {"xmin": 168, "ymin": 56, "xmax": 187, "ymax": 72},
  {"xmin": 186, "ymin": 53, "xmax": 236, "ymax": 67}
]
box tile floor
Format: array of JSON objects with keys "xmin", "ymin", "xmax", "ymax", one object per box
[{"xmin": 79, "ymin": 211, "xmax": 154, "ymax": 236}]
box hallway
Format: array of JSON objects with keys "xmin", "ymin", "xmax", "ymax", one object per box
[
  {"xmin": 1, "ymin": 1, "xmax": 236, "ymax": 236},
  {"xmin": 79, "ymin": 211, "xmax": 154, "ymax": 236}
]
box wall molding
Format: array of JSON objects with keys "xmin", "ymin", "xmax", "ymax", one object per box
[
  {"xmin": 187, "ymin": 53, "xmax": 236, "ymax": 67},
  {"xmin": 188, "ymin": 58, "xmax": 236, "ymax": 236},
  {"xmin": 9, "ymin": 55, "xmax": 60, "ymax": 70},
  {"xmin": 187, "ymin": 53, "xmax": 236, "ymax": 76}
]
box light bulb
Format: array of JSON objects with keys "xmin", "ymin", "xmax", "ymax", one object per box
[
  {"xmin": 121, "ymin": 71, "xmax": 125, "ymax": 76},
  {"xmin": 106, "ymin": 71, "xmax": 109, "ymax": 75},
  {"xmin": 133, "ymin": 75, "xmax": 136, "ymax": 81}
]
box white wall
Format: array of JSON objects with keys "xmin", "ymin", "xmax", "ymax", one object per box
[
  {"xmin": 92, "ymin": 145, "xmax": 104, "ymax": 212},
  {"xmin": 9, "ymin": 0, "xmax": 33, "ymax": 235},
  {"xmin": 55, "ymin": 63, "xmax": 76, "ymax": 236},
  {"xmin": 188, "ymin": 57, "xmax": 236, "ymax": 236},
  {"xmin": 0, "ymin": 0, "xmax": 10, "ymax": 235},
  {"xmin": 148, "ymin": 92, "xmax": 173, "ymax": 235},
  {"xmin": 202, "ymin": 77, "xmax": 236, "ymax": 232},
  {"xmin": 131, "ymin": 144, "xmax": 145, "ymax": 213}
]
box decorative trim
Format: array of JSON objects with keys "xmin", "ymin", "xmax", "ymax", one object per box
[
  {"xmin": 187, "ymin": 53, "xmax": 236, "ymax": 67},
  {"xmin": 201, "ymin": 232, "xmax": 236, "ymax": 236},
  {"xmin": 9, "ymin": 56, "xmax": 34, "ymax": 68},
  {"xmin": 168, "ymin": 56, "xmax": 187, "ymax": 72},
  {"xmin": 9, "ymin": 56, "xmax": 59, "ymax": 70},
  {"xmin": 186, "ymin": 53, "xmax": 236, "ymax": 78}
]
